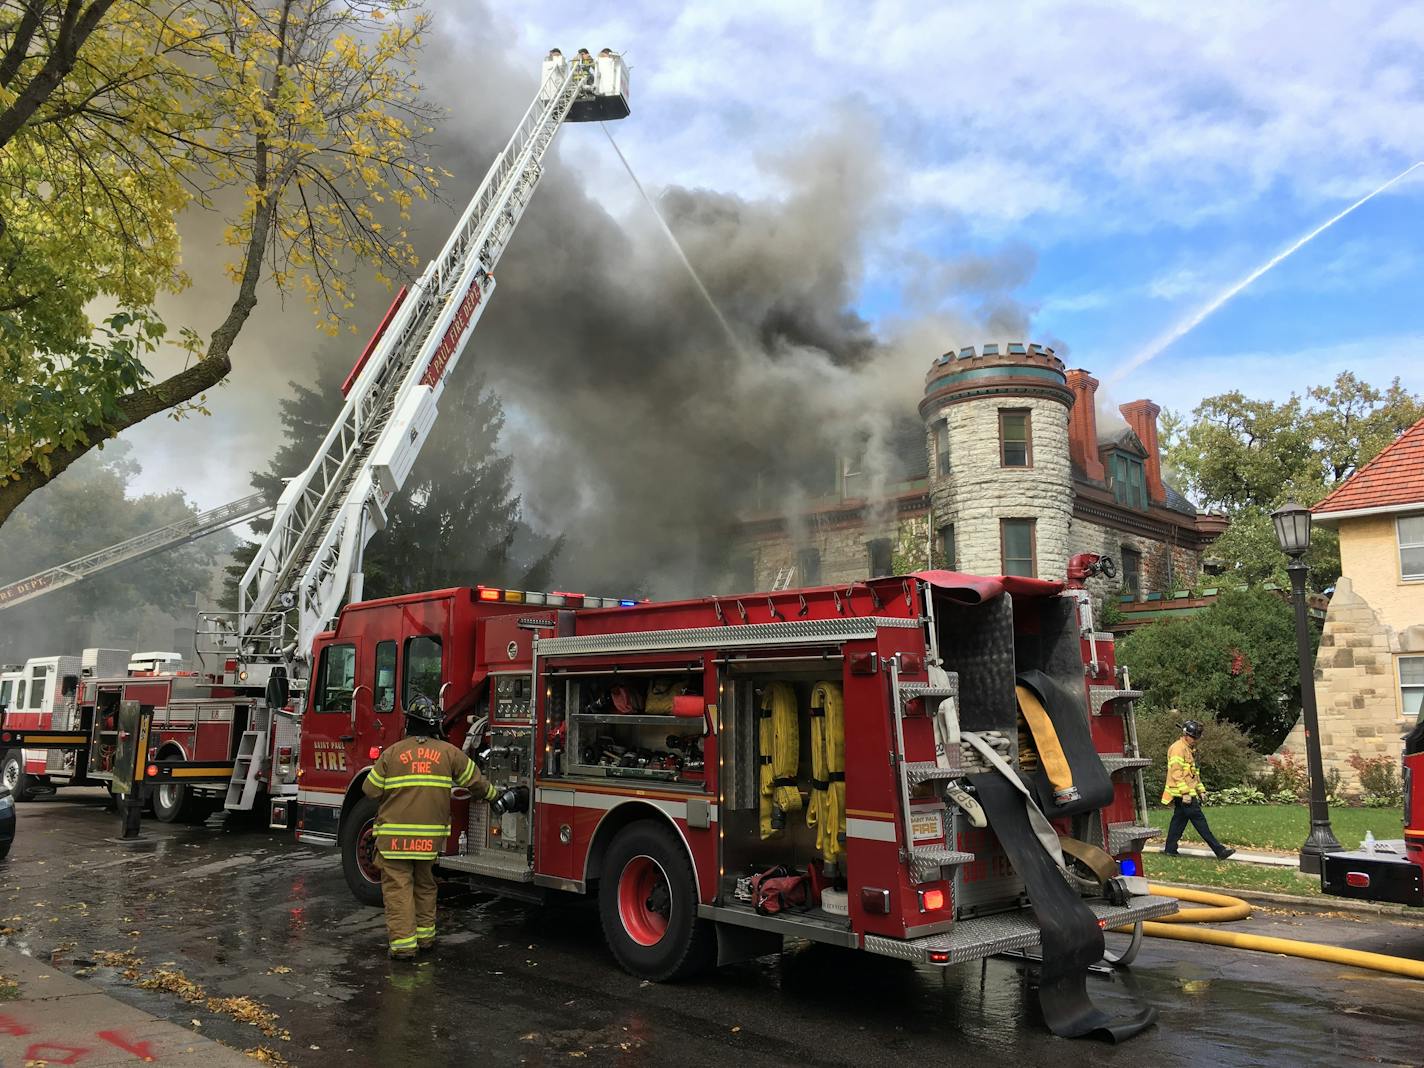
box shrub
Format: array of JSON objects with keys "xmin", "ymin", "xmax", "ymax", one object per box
[
  {"xmin": 1325, "ymin": 768, "xmax": 1346, "ymax": 806},
  {"xmin": 1136, "ymin": 707, "xmax": 1260, "ymax": 805},
  {"xmin": 1347, "ymin": 752, "xmax": 1403, "ymax": 807},
  {"xmin": 1258, "ymin": 748, "xmax": 1310, "ymax": 803},
  {"xmin": 1205, "ymin": 784, "xmax": 1268, "ymax": 805}
]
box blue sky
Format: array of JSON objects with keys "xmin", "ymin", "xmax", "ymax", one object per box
[
  {"xmin": 121, "ymin": 1, "xmax": 1424, "ymax": 509},
  {"xmin": 502, "ymin": 0, "xmax": 1424, "ymax": 410}
]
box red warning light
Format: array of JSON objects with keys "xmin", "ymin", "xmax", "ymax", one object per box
[
  {"xmin": 146, "ymin": 764, "xmax": 158, "ymax": 778},
  {"xmin": 921, "ymin": 888, "xmax": 946, "ymax": 911},
  {"xmin": 368, "ymin": 746, "xmax": 380, "ymax": 760}
]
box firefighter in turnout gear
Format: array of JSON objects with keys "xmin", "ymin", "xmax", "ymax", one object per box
[
  {"xmin": 1161, "ymin": 718, "xmax": 1235, "ymax": 860},
  {"xmin": 362, "ymin": 697, "xmax": 497, "ymax": 959}
]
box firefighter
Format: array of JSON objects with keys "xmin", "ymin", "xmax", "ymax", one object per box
[
  {"xmin": 1161, "ymin": 719, "xmax": 1236, "ymax": 860},
  {"xmin": 362, "ymin": 698, "xmax": 502, "ymax": 959}
]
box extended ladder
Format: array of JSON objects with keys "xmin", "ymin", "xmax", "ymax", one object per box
[
  {"xmin": 231, "ymin": 52, "xmax": 630, "ymax": 668},
  {"xmin": 0, "ymin": 492, "xmax": 271, "ymax": 613}
]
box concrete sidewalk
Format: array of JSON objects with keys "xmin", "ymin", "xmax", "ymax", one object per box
[{"xmin": 0, "ymin": 948, "xmax": 253, "ymax": 1066}]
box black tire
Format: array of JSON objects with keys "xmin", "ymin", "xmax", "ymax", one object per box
[
  {"xmin": 0, "ymin": 751, "xmax": 34, "ymax": 803},
  {"xmin": 598, "ymin": 820, "xmax": 715, "ymax": 982},
  {"xmin": 151, "ymin": 780, "xmax": 215, "ymax": 823},
  {"xmin": 341, "ymin": 794, "xmax": 384, "ymax": 906}
]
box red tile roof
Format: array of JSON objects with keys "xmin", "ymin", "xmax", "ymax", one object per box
[{"xmin": 1314, "ymin": 416, "xmax": 1424, "ymax": 516}]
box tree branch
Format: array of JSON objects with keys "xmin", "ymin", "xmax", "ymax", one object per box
[{"xmin": 0, "ymin": 0, "xmax": 119, "ymax": 150}]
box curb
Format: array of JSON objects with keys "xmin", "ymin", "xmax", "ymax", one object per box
[{"xmin": 1156, "ymin": 879, "xmax": 1424, "ymax": 921}]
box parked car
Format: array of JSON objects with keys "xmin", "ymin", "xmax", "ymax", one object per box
[{"xmin": 0, "ymin": 787, "xmax": 14, "ymax": 860}]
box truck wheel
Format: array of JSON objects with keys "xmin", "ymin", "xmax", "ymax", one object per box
[
  {"xmin": 152, "ymin": 781, "xmax": 213, "ymax": 823},
  {"xmin": 341, "ymin": 795, "xmax": 384, "ymax": 906},
  {"xmin": 0, "ymin": 752, "xmax": 33, "ymax": 803},
  {"xmin": 598, "ymin": 820, "xmax": 714, "ymax": 981}
]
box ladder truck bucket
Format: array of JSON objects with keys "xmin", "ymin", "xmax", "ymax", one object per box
[{"xmin": 566, "ymin": 50, "xmax": 631, "ymax": 122}]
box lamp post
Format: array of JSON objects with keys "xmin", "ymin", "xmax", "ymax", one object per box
[{"xmin": 1271, "ymin": 500, "xmax": 1342, "ymax": 875}]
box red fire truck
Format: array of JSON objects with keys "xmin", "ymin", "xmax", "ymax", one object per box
[{"xmin": 301, "ymin": 562, "xmax": 1174, "ymax": 1037}]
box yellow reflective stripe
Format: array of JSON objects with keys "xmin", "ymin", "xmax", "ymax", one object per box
[
  {"xmin": 389, "ymin": 936, "xmax": 419, "ymax": 948},
  {"xmin": 367, "ymin": 771, "xmax": 388, "ymax": 787},
  {"xmin": 415, "ymin": 926, "xmax": 435, "ymax": 936},
  {"xmin": 1167, "ymin": 756, "xmax": 1192, "ymax": 768},
  {"xmin": 455, "ymin": 762, "xmax": 475, "ymax": 787},
  {"xmin": 379, "ymin": 851, "xmax": 439, "ymax": 858},
  {"xmin": 377, "ymin": 775, "xmax": 455, "ymax": 788},
  {"xmin": 376, "ymin": 823, "xmax": 451, "ymax": 834}
]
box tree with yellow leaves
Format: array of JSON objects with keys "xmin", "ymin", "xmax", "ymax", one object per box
[{"xmin": 0, "ymin": 0, "xmax": 440, "ymax": 526}]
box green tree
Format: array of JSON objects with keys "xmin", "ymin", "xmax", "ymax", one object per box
[
  {"xmin": 224, "ymin": 347, "xmax": 558, "ymax": 609},
  {"xmin": 1164, "ymin": 373, "xmax": 1424, "ymax": 588},
  {"xmin": 0, "ymin": 0, "xmax": 441, "ymax": 527},
  {"xmin": 1117, "ymin": 588, "xmax": 1311, "ymax": 748},
  {"xmin": 0, "ymin": 440, "xmax": 230, "ymax": 661}
]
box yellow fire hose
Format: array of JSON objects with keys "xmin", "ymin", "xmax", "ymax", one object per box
[
  {"xmin": 807, "ymin": 682, "xmax": 846, "ymax": 862},
  {"xmin": 1120, "ymin": 883, "xmax": 1424, "ymax": 980},
  {"xmin": 758, "ymin": 682, "xmax": 802, "ymax": 839}
]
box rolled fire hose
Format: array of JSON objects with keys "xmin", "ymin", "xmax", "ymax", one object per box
[
  {"xmin": 1112, "ymin": 884, "xmax": 1424, "ymax": 980},
  {"xmin": 758, "ymin": 682, "xmax": 802, "ymax": 839},
  {"xmin": 807, "ymin": 681, "xmax": 846, "ymax": 862},
  {"xmin": 1015, "ymin": 683, "xmax": 1077, "ymax": 806}
]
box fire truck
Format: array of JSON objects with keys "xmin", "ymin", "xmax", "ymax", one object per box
[
  {"xmin": 1321, "ymin": 726, "xmax": 1424, "ymax": 905},
  {"xmin": 0, "ymin": 49, "xmax": 632, "ymax": 821},
  {"xmin": 303, "ymin": 559, "xmax": 1175, "ymax": 1038}
]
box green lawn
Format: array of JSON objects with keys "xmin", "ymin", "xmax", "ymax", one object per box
[
  {"xmin": 1142, "ymin": 853, "xmax": 1324, "ymax": 897},
  {"xmin": 1146, "ymin": 803, "xmax": 1401, "ymax": 853}
]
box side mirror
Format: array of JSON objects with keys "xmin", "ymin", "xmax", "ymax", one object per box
[{"xmin": 265, "ymin": 669, "xmax": 290, "ymax": 709}]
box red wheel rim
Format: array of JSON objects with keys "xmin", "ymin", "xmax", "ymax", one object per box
[
  {"xmin": 617, "ymin": 854, "xmax": 671, "ymax": 946},
  {"xmin": 357, "ymin": 818, "xmax": 381, "ymax": 885}
]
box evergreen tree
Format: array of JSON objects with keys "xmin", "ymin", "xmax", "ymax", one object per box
[{"xmin": 224, "ymin": 347, "xmax": 558, "ymax": 610}]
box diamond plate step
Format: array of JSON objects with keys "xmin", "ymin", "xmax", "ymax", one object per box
[
  {"xmin": 903, "ymin": 759, "xmax": 964, "ymax": 786},
  {"xmin": 1099, "ymin": 754, "xmax": 1153, "ymax": 774},
  {"xmin": 1090, "ymin": 687, "xmax": 1143, "ymax": 715},
  {"xmin": 438, "ymin": 850, "xmax": 534, "ymax": 882},
  {"xmin": 862, "ymin": 893, "xmax": 1179, "ymax": 965},
  {"xmin": 910, "ymin": 846, "xmax": 975, "ymax": 884},
  {"xmin": 899, "ymin": 681, "xmax": 958, "ymax": 706},
  {"xmin": 1107, "ymin": 823, "xmax": 1162, "ymax": 853}
]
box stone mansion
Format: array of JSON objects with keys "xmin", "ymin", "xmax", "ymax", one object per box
[{"xmin": 728, "ymin": 341, "xmax": 1228, "ymax": 601}]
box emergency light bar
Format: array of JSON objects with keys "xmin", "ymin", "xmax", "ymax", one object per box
[{"xmin": 475, "ymin": 586, "xmax": 642, "ymax": 609}]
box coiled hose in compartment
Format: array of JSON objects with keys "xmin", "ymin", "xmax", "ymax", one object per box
[
  {"xmin": 759, "ymin": 682, "xmax": 802, "ymax": 839},
  {"xmin": 807, "ymin": 681, "xmax": 846, "ymax": 863}
]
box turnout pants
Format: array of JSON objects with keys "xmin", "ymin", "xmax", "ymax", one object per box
[
  {"xmin": 1165, "ymin": 798, "xmax": 1227, "ymax": 857},
  {"xmin": 379, "ymin": 855, "xmax": 438, "ymax": 953}
]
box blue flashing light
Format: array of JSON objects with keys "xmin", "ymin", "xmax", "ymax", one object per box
[
  {"xmin": 619, "ymin": 599, "xmax": 638, "ymax": 607},
  {"xmin": 1119, "ymin": 858, "xmax": 1138, "ymax": 877}
]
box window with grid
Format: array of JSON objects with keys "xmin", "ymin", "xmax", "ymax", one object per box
[
  {"xmin": 1110, "ymin": 453, "xmax": 1148, "ymax": 510},
  {"xmin": 1000, "ymin": 519, "xmax": 1036, "ymax": 577},
  {"xmin": 1402, "ymin": 657, "xmax": 1424, "ymax": 723},
  {"xmin": 1399, "ymin": 516, "xmax": 1424, "ymax": 580},
  {"xmin": 867, "ymin": 539, "xmax": 893, "ymax": 578},
  {"xmin": 940, "ymin": 524, "xmax": 956, "ymax": 570},
  {"xmin": 935, "ymin": 420, "xmax": 951, "ymax": 476},
  {"xmin": 999, "ymin": 410, "xmax": 1031, "ymax": 467},
  {"xmin": 1121, "ymin": 546, "xmax": 1142, "ymax": 595}
]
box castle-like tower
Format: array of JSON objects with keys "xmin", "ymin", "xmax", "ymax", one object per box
[{"xmin": 920, "ymin": 342, "xmax": 1075, "ymax": 579}]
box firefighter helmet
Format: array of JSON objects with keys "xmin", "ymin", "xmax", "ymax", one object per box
[
  {"xmin": 1182, "ymin": 719, "xmax": 1204, "ymax": 739},
  {"xmin": 405, "ymin": 696, "xmax": 443, "ymax": 738}
]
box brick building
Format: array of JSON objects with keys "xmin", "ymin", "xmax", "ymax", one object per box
[
  {"xmin": 727, "ymin": 341, "xmax": 1227, "ymax": 601},
  {"xmin": 1280, "ymin": 416, "xmax": 1424, "ymax": 792}
]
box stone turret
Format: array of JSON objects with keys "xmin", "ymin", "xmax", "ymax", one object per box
[{"xmin": 920, "ymin": 342, "xmax": 1075, "ymax": 579}]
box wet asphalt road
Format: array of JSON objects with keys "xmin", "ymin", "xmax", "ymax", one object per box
[{"xmin": 5, "ymin": 792, "xmax": 1424, "ymax": 1067}]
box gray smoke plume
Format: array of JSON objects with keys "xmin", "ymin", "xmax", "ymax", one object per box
[{"xmin": 127, "ymin": 6, "xmax": 1037, "ymax": 600}]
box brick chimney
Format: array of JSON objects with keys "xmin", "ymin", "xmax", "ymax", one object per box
[
  {"xmin": 1119, "ymin": 399, "xmax": 1166, "ymax": 504},
  {"xmin": 1065, "ymin": 369, "xmax": 1106, "ymax": 481}
]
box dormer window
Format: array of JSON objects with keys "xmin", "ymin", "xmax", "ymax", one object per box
[{"xmin": 1110, "ymin": 452, "xmax": 1148, "ymax": 510}]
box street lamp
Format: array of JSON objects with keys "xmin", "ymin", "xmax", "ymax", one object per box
[{"xmin": 1271, "ymin": 500, "xmax": 1342, "ymax": 874}]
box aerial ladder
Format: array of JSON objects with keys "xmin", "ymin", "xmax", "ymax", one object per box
[
  {"xmin": 0, "ymin": 493, "xmax": 272, "ymax": 612},
  {"xmin": 211, "ymin": 49, "xmax": 631, "ymax": 684}
]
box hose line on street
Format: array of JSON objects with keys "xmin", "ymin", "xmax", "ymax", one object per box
[{"xmin": 1124, "ymin": 883, "xmax": 1424, "ymax": 981}]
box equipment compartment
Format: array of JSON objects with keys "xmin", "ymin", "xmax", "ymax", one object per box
[{"xmin": 556, "ymin": 669, "xmax": 707, "ymax": 785}]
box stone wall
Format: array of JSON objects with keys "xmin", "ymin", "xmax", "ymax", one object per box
[
  {"xmin": 1069, "ymin": 517, "xmax": 1203, "ymax": 610},
  {"xmin": 928, "ymin": 396, "xmax": 1073, "ymax": 578},
  {"xmin": 740, "ymin": 513, "xmax": 931, "ymax": 591},
  {"xmin": 1278, "ymin": 576, "xmax": 1414, "ymax": 795}
]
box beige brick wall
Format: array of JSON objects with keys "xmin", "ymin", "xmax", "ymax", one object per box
[
  {"xmin": 1279, "ymin": 575, "xmax": 1419, "ymax": 795},
  {"xmin": 1070, "ymin": 518, "xmax": 1203, "ymax": 609},
  {"xmin": 1336, "ymin": 514, "xmax": 1424, "ymax": 631}
]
